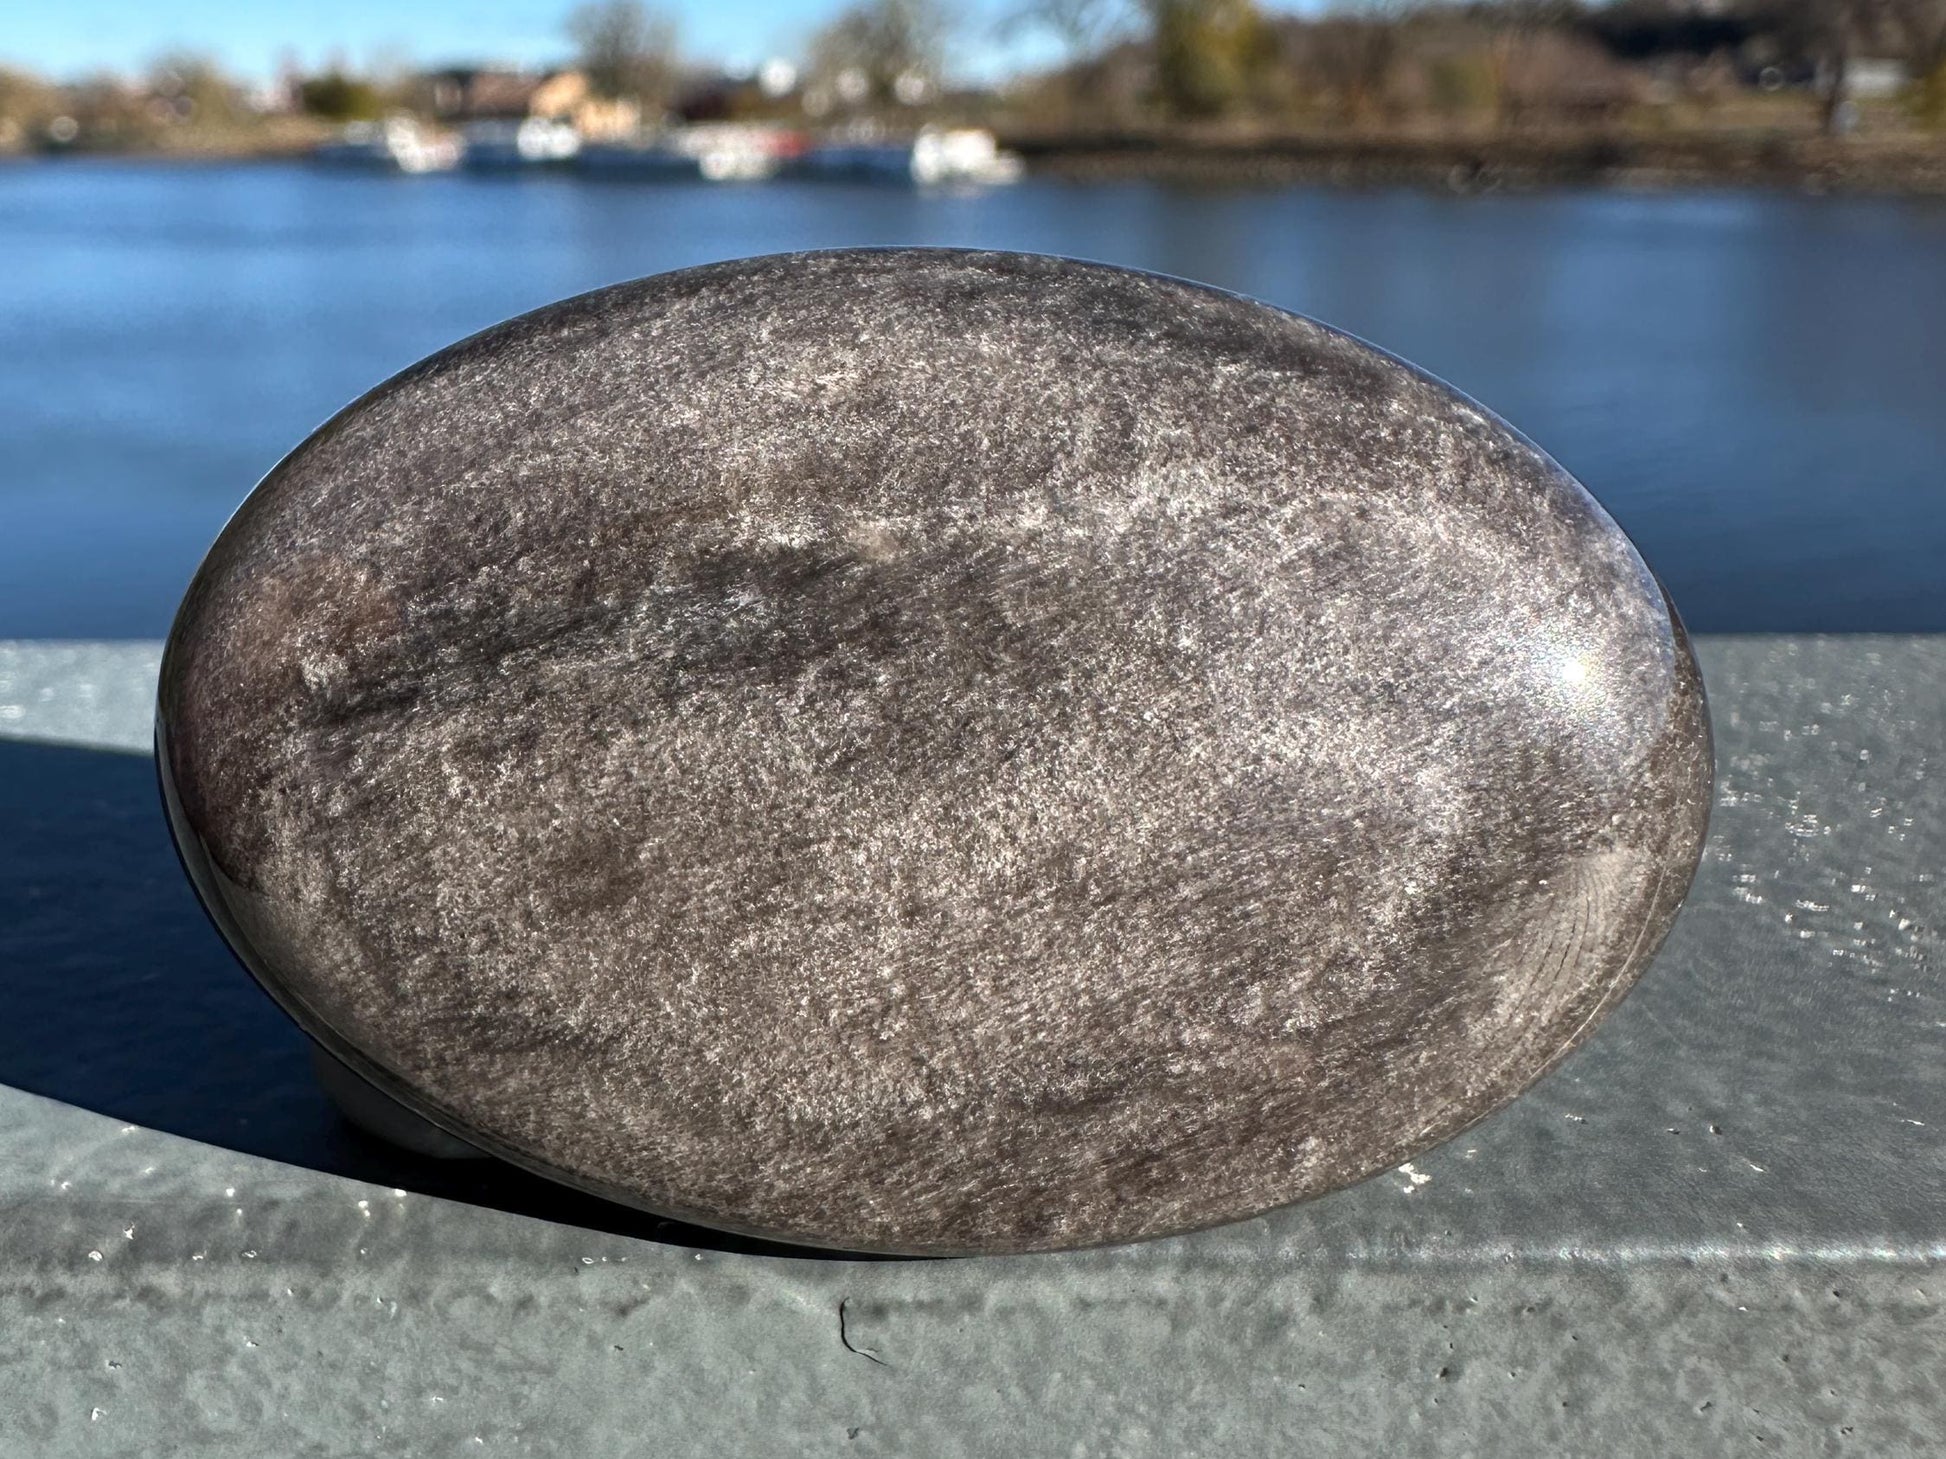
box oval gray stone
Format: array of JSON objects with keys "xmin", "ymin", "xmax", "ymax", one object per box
[{"xmin": 158, "ymin": 249, "xmax": 1711, "ymax": 1255}]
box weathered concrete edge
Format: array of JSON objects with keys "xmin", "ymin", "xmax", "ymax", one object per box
[
  {"xmin": 2, "ymin": 633, "xmax": 1942, "ymax": 1278},
  {"xmin": 0, "ymin": 640, "xmax": 162, "ymax": 754},
  {"xmin": 3, "ymin": 634, "xmax": 1941, "ymax": 1455}
]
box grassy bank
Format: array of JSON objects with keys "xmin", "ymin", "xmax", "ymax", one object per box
[
  {"xmin": 1001, "ymin": 128, "xmax": 1946, "ymax": 194},
  {"xmin": 10, "ymin": 122, "xmax": 1945, "ymax": 195}
]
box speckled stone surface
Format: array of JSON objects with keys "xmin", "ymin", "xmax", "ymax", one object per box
[{"xmin": 157, "ymin": 249, "xmax": 1711, "ymax": 1254}]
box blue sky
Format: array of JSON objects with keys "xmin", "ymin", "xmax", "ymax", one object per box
[{"xmin": 2, "ymin": 0, "xmax": 1060, "ymax": 84}]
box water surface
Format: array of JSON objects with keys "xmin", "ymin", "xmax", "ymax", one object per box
[{"xmin": 2, "ymin": 160, "xmax": 1942, "ymax": 635}]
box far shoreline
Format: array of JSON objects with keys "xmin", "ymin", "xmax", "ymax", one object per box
[
  {"xmin": 8, "ymin": 128, "xmax": 1945, "ymax": 196},
  {"xmin": 1008, "ymin": 129, "xmax": 1946, "ymax": 196}
]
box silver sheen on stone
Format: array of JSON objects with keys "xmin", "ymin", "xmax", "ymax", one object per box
[{"xmin": 158, "ymin": 249, "xmax": 1712, "ymax": 1255}]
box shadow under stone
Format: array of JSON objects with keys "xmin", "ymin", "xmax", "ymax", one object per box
[{"xmin": 0, "ymin": 738, "xmax": 888, "ymax": 1260}]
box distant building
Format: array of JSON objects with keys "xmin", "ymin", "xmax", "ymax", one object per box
[
  {"xmin": 422, "ymin": 68, "xmax": 638, "ymax": 140},
  {"xmin": 426, "ymin": 68, "xmax": 576, "ymax": 121}
]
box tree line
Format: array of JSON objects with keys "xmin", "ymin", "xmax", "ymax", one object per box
[
  {"xmin": 1, "ymin": 0, "xmax": 1942, "ymax": 155},
  {"xmin": 1017, "ymin": 0, "xmax": 1946, "ymax": 132},
  {"xmin": 559, "ymin": 0, "xmax": 1946, "ymax": 132}
]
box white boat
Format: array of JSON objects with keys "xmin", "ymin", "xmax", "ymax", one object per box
[
  {"xmin": 578, "ymin": 124, "xmax": 802, "ymax": 183},
  {"xmin": 800, "ymin": 127, "xmax": 1022, "ymax": 187},
  {"xmin": 669, "ymin": 123, "xmax": 803, "ymax": 183},
  {"xmin": 313, "ymin": 117, "xmax": 460, "ymax": 174},
  {"xmin": 460, "ymin": 118, "xmax": 581, "ymax": 169},
  {"xmin": 912, "ymin": 128, "xmax": 1023, "ymax": 186}
]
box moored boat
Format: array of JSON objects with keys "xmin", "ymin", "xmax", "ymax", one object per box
[
  {"xmin": 313, "ymin": 117, "xmax": 461, "ymax": 174},
  {"xmin": 671, "ymin": 123, "xmax": 806, "ymax": 182},
  {"xmin": 578, "ymin": 124, "xmax": 805, "ymax": 183},
  {"xmin": 799, "ymin": 126, "xmax": 1022, "ymax": 186},
  {"xmin": 460, "ymin": 117, "xmax": 581, "ymax": 169}
]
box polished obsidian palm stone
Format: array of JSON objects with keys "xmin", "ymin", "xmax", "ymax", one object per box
[{"xmin": 159, "ymin": 249, "xmax": 1711, "ymax": 1255}]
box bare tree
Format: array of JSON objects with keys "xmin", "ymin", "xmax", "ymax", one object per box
[
  {"xmin": 1142, "ymin": 0, "xmax": 1269, "ymax": 119},
  {"xmin": 1007, "ymin": 0, "xmax": 1134, "ymax": 64},
  {"xmin": 1307, "ymin": 0, "xmax": 1409, "ymax": 124},
  {"xmin": 810, "ymin": 0, "xmax": 951, "ymax": 109},
  {"xmin": 146, "ymin": 52, "xmax": 245, "ymax": 126},
  {"xmin": 568, "ymin": 0, "xmax": 681, "ymax": 111},
  {"xmin": 1480, "ymin": 0, "xmax": 1581, "ymax": 128},
  {"xmin": 0, "ymin": 65, "xmax": 59, "ymax": 136},
  {"xmin": 1758, "ymin": 0, "xmax": 1891, "ymax": 134},
  {"xmin": 1888, "ymin": 0, "xmax": 1946, "ymax": 118},
  {"xmin": 1812, "ymin": 0, "xmax": 1858, "ymax": 133},
  {"xmin": 1003, "ymin": 0, "xmax": 1137, "ymax": 122}
]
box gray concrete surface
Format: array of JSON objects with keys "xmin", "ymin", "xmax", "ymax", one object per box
[
  {"xmin": 0, "ymin": 641, "xmax": 161, "ymax": 754},
  {"xmin": 1, "ymin": 635, "xmax": 1940, "ymax": 1455}
]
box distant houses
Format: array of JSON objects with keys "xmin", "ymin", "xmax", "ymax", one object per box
[
  {"xmin": 421, "ymin": 67, "xmax": 640, "ymax": 141},
  {"xmin": 302, "ymin": 57, "xmax": 1027, "ymax": 185}
]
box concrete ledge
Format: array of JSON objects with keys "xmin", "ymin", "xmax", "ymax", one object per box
[
  {"xmin": 1, "ymin": 636, "xmax": 1940, "ymax": 1455},
  {"xmin": 0, "ymin": 641, "xmax": 161, "ymax": 755}
]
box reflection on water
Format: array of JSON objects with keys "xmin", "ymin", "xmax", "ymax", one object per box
[{"xmin": 1, "ymin": 161, "xmax": 1942, "ymax": 635}]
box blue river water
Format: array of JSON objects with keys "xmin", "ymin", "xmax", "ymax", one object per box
[{"xmin": 1, "ymin": 159, "xmax": 1942, "ymax": 636}]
